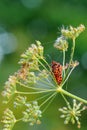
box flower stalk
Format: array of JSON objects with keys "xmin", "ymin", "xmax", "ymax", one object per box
[
  {"xmin": 70, "ymin": 37, "xmax": 76, "ymax": 63},
  {"xmin": 62, "ymin": 50, "xmax": 66, "ymax": 78},
  {"xmin": 57, "ymin": 87, "xmax": 87, "ymax": 104}
]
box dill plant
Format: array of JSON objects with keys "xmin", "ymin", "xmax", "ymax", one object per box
[{"xmin": 1, "ymin": 24, "xmax": 87, "ymax": 130}]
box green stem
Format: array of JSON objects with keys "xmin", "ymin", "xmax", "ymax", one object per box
[
  {"xmin": 17, "ymin": 81, "xmax": 54, "ymax": 91},
  {"xmin": 57, "ymin": 88, "xmax": 87, "ymax": 104},
  {"xmin": 16, "ymin": 118, "xmax": 22, "ymax": 122},
  {"xmin": 37, "ymin": 58, "xmax": 57, "ymax": 86},
  {"xmin": 63, "ymin": 50, "xmax": 65, "ymax": 78},
  {"xmin": 36, "ymin": 61, "xmax": 55, "ymax": 88},
  {"xmin": 42, "ymin": 58, "xmax": 52, "ymax": 71},
  {"xmin": 64, "ymin": 38, "xmax": 76, "ymax": 81},
  {"xmin": 67, "ymin": 38, "xmax": 75, "ymax": 73},
  {"xmin": 61, "ymin": 93, "xmax": 69, "ymax": 105},
  {"xmin": 37, "ymin": 58, "xmax": 49, "ymax": 73},
  {"xmin": 70, "ymin": 38, "xmax": 75, "ymax": 63},
  {"xmin": 37, "ymin": 75, "xmax": 56, "ymax": 88},
  {"xmin": 15, "ymin": 89, "xmax": 56, "ymax": 95},
  {"xmin": 40, "ymin": 92, "xmax": 57, "ymax": 107},
  {"xmin": 35, "ymin": 92, "xmax": 52, "ymax": 101},
  {"xmin": 62, "ymin": 66, "xmax": 75, "ymax": 87},
  {"xmin": 42, "ymin": 93, "xmax": 57, "ymax": 113}
]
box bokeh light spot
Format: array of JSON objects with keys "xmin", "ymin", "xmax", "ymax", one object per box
[
  {"xmin": 21, "ymin": 0, "xmax": 43, "ymax": 9},
  {"xmin": 0, "ymin": 46, "xmax": 4, "ymax": 63},
  {"xmin": 0, "ymin": 32, "xmax": 18, "ymax": 55}
]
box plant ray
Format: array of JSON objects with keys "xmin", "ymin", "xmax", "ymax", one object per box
[
  {"xmin": 40, "ymin": 92, "xmax": 57, "ymax": 108},
  {"xmin": 16, "ymin": 89, "xmax": 56, "ymax": 95},
  {"xmin": 42, "ymin": 92, "xmax": 57, "ymax": 113}
]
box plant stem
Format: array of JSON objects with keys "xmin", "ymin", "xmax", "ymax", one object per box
[
  {"xmin": 16, "ymin": 118, "xmax": 22, "ymax": 122},
  {"xmin": 17, "ymin": 81, "xmax": 52, "ymax": 91},
  {"xmin": 61, "ymin": 93, "xmax": 69, "ymax": 105},
  {"xmin": 42, "ymin": 58, "xmax": 52, "ymax": 71},
  {"xmin": 37, "ymin": 58, "xmax": 57, "ymax": 85},
  {"xmin": 15, "ymin": 89, "xmax": 56, "ymax": 95},
  {"xmin": 37, "ymin": 58, "xmax": 49, "ymax": 73},
  {"xmin": 35, "ymin": 92, "xmax": 52, "ymax": 101},
  {"xmin": 67, "ymin": 38, "xmax": 76, "ymax": 72},
  {"xmin": 63, "ymin": 50, "xmax": 65, "ymax": 78},
  {"xmin": 42, "ymin": 93, "xmax": 57, "ymax": 113},
  {"xmin": 40, "ymin": 92, "xmax": 57, "ymax": 107},
  {"xmin": 63, "ymin": 38, "xmax": 76, "ymax": 81},
  {"xmin": 70, "ymin": 38, "xmax": 75, "ymax": 63},
  {"xmin": 62, "ymin": 66, "xmax": 75, "ymax": 87},
  {"xmin": 57, "ymin": 88, "xmax": 87, "ymax": 104}
]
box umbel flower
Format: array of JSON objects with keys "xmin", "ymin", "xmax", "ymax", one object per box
[
  {"xmin": 59, "ymin": 99, "xmax": 86, "ymax": 128},
  {"xmin": 1, "ymin": 108, "xmax": 16, "ymax": 130},
  {"xmin": 2, "ymin": 75, "xmax": 17, "ymax": 103},
  {"xmin": 14, "ymin": 95, "xmax": 27, "ymax": 108},
  {"xmin": 54, "ymin": 36, "xmax": 68, "ymax": 51},
  {"xmin": 1, "ymin": 25, "xmax": 87, "ymax": 130},
  {"xmin": 19, "ymin": 41, "xmax": 44, "ymax": 68},
  {"xmin": 14, "ymin": 95, "xmax": 42, "ymax": 126},
  {"xmin": 22, "ymin": 101, "xmax": 42, "ymax": 126},
  {"xmin": 61, "ymin": 24, "xmax": 85, "ymax": 39}
]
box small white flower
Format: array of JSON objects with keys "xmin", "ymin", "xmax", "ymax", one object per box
[
  {"xmin": 54, "ymin": 36, "xmax": 68, "ymax": 51},
  {"xmin": 61, "ymin": 24, "xmax": 85, "ymax": 39},
  {"xmin": 59, "ymin": 99, "xmax": 86, "ymax": 128},
  {"xmin": 1, "ymin": 108, "xmax": 16, "ymax": 130},
  {"xmin": 22, "ymin": 101, "xmax": 42, "ymax": 126},
  {"xmin": 2, "ymin": 76, "xmax": 17, "ymax": 103}
]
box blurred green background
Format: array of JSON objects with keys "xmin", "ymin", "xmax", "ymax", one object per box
[{"xmin": 0, "ymin": 0, "xmax": 87, "ymax": 130}]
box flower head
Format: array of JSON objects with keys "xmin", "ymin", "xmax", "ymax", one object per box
[
  {"xmin": 70, "ymin": 60, "xmax": 79, "ymax": 68},
  {"xmin": 17, "ymin": 63, "xmax": 29, "ymax": 80},
  {"xmin": 61, "ymin": 24, "xmax": 85, "ymax": 39},
  {"xmin": 59, "ymin": 99, "xmax": 86, "ymax": 128},
  {"xmin": 54, "ymin": 36, "xmax": 68, "ymax": 51},
  {"xmin": 1, "ymin": 108, "xmax": 16, "ymax": 130},
  {"xmin": 2, "ymin": 75, "xmax": 17, "ymax": 103},
  {"xmin": 14, "ymin": 95, "xmax": 27, "ymax": 108},
  {"xmin": 19, "ymin": 41, "xmax": 44, "ymax": 65},
  {"xmin": 22, "ymin": 101, "xmax": 42, "ymax": 126}
]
